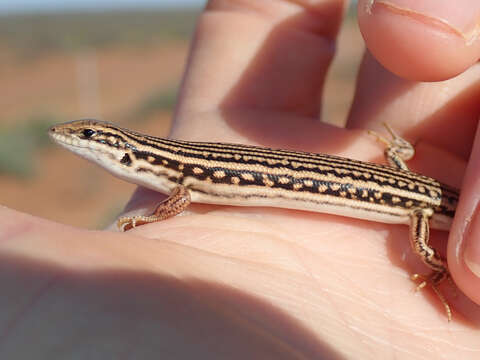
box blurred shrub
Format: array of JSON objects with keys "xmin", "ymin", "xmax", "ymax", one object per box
[{"xmin": 0, "ymin": 115, "xmax": 54, "ymax": 177}]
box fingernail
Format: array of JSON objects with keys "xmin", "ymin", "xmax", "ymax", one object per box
[{"xmin": 366, "ymin": 0, "xmax": 480, "ymax": 44}]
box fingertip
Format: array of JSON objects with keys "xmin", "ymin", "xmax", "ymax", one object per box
[
  {"xmin": 447, "ymin": 125, "xmax": 480, "ymax": 308},
  {"xmin": 449, "ymin": 208, "xmax": 480, "ymax": 308},
  {"xmin": 358, "ymin": 0, "xmax": 480, "ymax": 81}
]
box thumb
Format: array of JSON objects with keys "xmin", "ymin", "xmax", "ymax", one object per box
[{"xmin": 358, "ymin": 0, "xmax": 480, "ymax": 81}]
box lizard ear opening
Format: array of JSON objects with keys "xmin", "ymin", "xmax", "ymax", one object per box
[{"xmin": 120, "ymin": 153, "xmax": 132, "ymax": 166}]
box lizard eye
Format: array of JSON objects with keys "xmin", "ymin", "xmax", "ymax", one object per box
[{"xmin": 82, "ymin": 129, "xmax": 95, "ymax": 138}]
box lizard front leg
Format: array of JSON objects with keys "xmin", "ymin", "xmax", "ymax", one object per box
[{"xmin": 118, "ymin": 185, "xmax": 191, "ymax": 231}]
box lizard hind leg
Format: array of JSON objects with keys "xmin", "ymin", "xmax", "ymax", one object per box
[
  {"xmin": 409, "ymin": 207, "xmax": 452, "ymax": 321},
  {"xmin": 369, "ymin": 124, "xmax": 452, "ymax": 320},
  {"xmin": 411, "ymin": 272, "xmax": 452, "ymax": 321}
]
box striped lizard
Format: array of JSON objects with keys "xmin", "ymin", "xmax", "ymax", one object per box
[{"xmin": 49, "ymin": 119, "xmax": 459, "ymax": 320}]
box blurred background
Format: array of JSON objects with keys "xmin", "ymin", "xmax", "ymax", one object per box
[{"xmin": 0, "ymin": 0, "xmax": 363, "ymax": 229}]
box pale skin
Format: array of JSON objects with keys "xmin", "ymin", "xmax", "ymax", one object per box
[{"xmin": 2, "ymin": 0, "xmax": 480, "ymax": 358}]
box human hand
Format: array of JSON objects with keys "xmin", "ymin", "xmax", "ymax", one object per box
[{"xmin": 2, "ymin": 1, "xmax": 480, "ymax": 358}]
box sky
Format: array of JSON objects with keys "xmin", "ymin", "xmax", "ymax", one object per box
[{"xmin": 0, "ymin": 0, "xmax": 206, "ymax": 14}]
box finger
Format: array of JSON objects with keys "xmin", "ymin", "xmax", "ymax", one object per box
[
  {"xmin": 358, "ymin": 0, "xmax": 480, "ymax": 81},
  {"xmin": 448, "ymin": 125, "xmax": 480, "ymax": 307},
  {"xmin": 172, "ymin": 0, "xmax": 347, "ymax": 138},
  {"xmin": 347, "ymin": 52, "xmax": 480, "ymax": 164}
]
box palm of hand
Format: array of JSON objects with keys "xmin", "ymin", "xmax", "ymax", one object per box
[{"xmin": 3, "ymin": 0, "xmax": 480, "ymax": 358}]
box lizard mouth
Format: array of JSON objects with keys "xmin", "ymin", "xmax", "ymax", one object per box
[
  {"xmin": 48, "ymin": 131, "xmax": 84, "ymax": 148},
  {"xmin": 49, "ymin": 133, "xmax": 111, "ymax": 161},
  {"xmin": 48, "ymin": 125, "xmax": 90, "ymax": 149},
  {"xmin": 48, "ymin": 128, "xmax": 118, "ymax": 163}
]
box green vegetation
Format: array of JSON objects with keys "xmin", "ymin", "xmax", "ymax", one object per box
[
  {"xmin": 0, "ymin": 9, "xmax": 198, "ymax": 58},
  {"xmin": 0, "ymin": 115, "xmax": 54, "ymax": 177}
]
